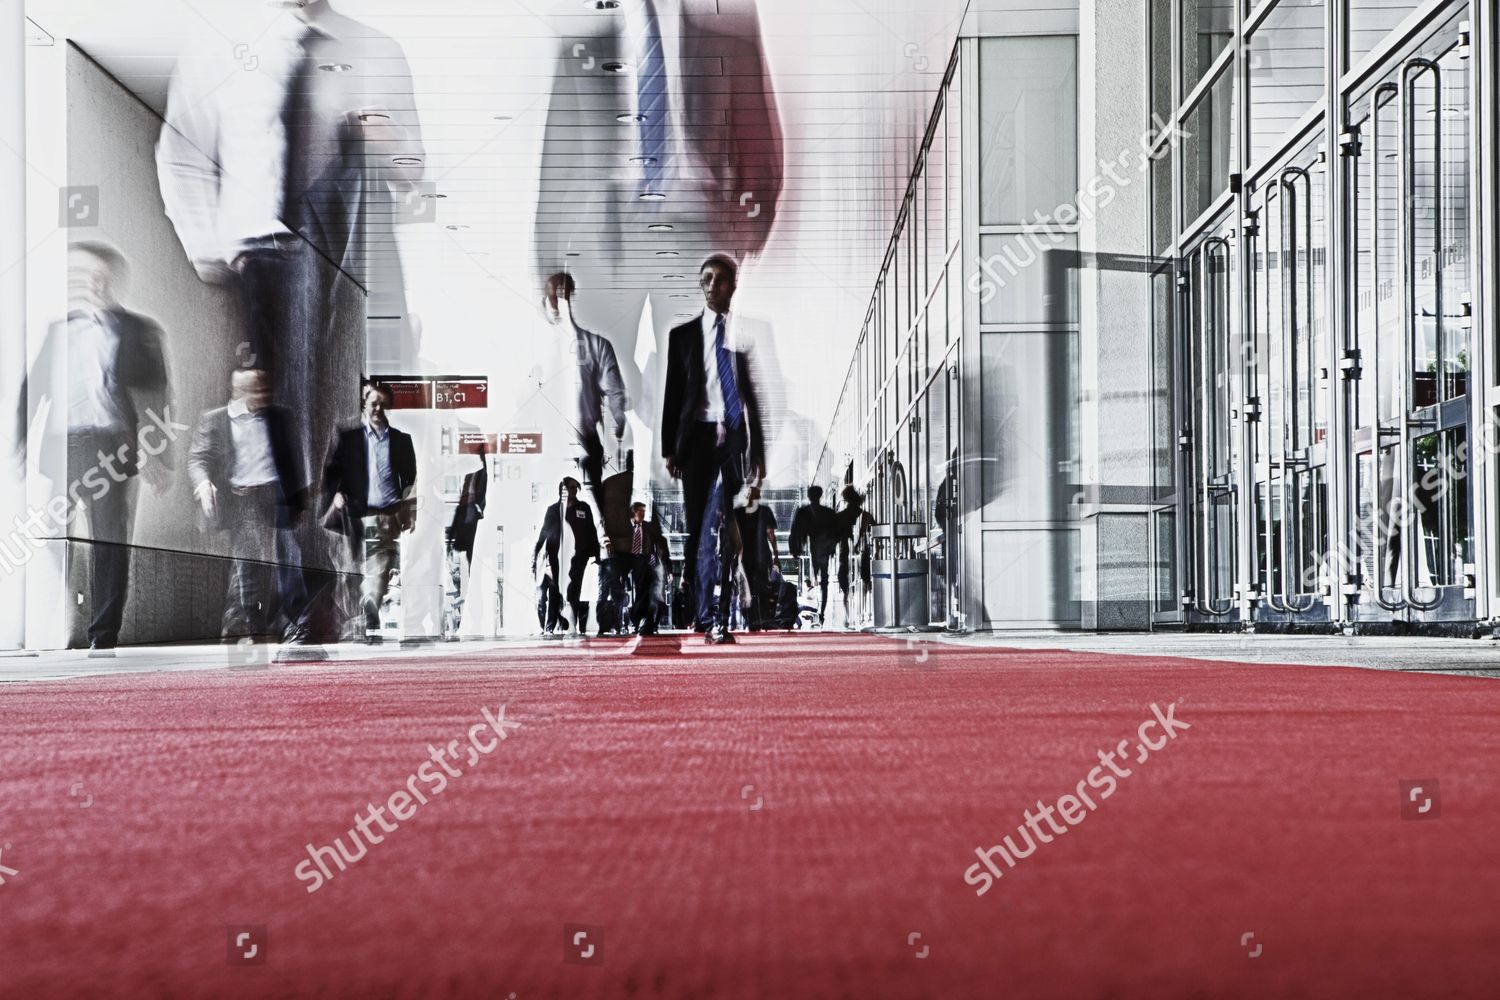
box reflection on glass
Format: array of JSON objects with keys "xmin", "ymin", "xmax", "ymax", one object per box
[
  {"xmin": 978, "ymin": 233, "xmax": 1079, "ymax": 326},
  {"xmin": 1248, "ymin": 0, "xmax": 1324, "ymax": 169},
  {"xmin": 1151, "ymin": 0, "xmax": 1174, "ymax": 125},
  {"xmin": 1181, "ymin": 0, "xmax": 1234, "ymax": 94},
  {"xmin": 1184, "ymin": 69, "xmax": 1234, "ymax": 222},
  {"xmin": 1152, "ymin": 149, "xmax": 1174, "ymax": 253},
  {"xmin": 1348, "ymin": 0, "xmax": 1423, "ymax": 69},
  {"xmin": 978, "ymin": 36, "xmax": 1078, "ymax": 225}
]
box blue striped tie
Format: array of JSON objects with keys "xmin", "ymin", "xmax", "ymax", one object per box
[
  {"xmin": 714, "ymin": 314, "xmax": 742, "ymax": 430},
  {"xmin": 636, "ymin": 0, "xmax": 667, "ymax": 197}
]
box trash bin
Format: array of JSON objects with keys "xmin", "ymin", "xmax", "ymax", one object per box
[{"xmin": 873, "ymin": 520, "xmax": 931, "ymax": 628}]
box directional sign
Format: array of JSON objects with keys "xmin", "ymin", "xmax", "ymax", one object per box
[
  {"xmin": 497, "ymin": 433, "xmax": 543, "ymax": 455},
  {"xmin": 383, "ymin": 379, "xmax": 432, "ymax": 410},
  {"xmin": 458, "ymin": 432, "xmax": 498, "ymax": 456},
  {"xmin": 435, "ymin": 379, "xmax": 488, "ymax": 410}
]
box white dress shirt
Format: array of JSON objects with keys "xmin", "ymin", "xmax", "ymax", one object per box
[
  {"xmin": 66, "ymin": 310, "xmax": 126, "ymax": 434},
  {"xmin": 227, "ymin": 399, "xmax": 278, "ymax": 489},
  {"xmin": 697, "ymin": 308, "xmax": 742, "ymax": 422}
]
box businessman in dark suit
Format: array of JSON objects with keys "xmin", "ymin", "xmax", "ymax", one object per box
[
  {"xmin": 534, "ymin": 0, "xmax": 783, "ymax": 483},
  {"xmin": 15, "ymin": 242, "xmax": 174, "ymax": 649},
  {"xmin": 661, "ymin": 254, "xmax": 766, "ymax": 644},
  {"xmin": 323, "ymin": 381, "xmax": 418, "ymax": 641},
  {"xmin": 532, "ymin": 477, "xmax": 602, "ymax": 635},
  {"xmin": 625, "ymin": 502, "xmax": 674, "ymax": 635},
  {"xmin": 188, "ymin": 368, "xmax": 309, "ymax": 641}
]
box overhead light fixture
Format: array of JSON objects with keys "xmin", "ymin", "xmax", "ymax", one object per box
[
  {"xmin": 392, "ymin": 156, "xmax": 423, "ymax": 166},
  {"xmin": 669, "ymin": 293, "xmax": 691, "ymax": 299},
  {"xmin": 617, "ymin": 113, "xmax": 646, "ymax": 123},
  {"xmin": 629, "ymin": 156, "xmax": 657, "ymax": 166},
  {"xmin": 359, "ymin": 112, "xmax": 391, "ymax": 123},
  {"xmin": 318, "ymin": 63, "xmax": 353, "ymax": 73},
  {"xmin": 648, "ymin": 224, "xmax": 675, "ymax": 232},
  {"xmin": 662, "ymin": 273, "xmax": 686, "ymax": 279},
  {"xmin": 639, "ymin": 192, "xmax": 667, "ymax": 202},
  {"xmin": 655, "ymin": 250, "xmax": 679, "ymax": 257},
  {"xmin": 566, "ymin": 251, "xmax": 583, "ymax": 257},
  {"xmin": 602, "ymin": 61, "xmax": 629, "ymax": 74},
  {"xmin": 421, "ymin": 192, "xmax": 447, "ymax": 199}
]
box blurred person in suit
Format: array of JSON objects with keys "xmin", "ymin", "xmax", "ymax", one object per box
[
  {"xmin": 14, "ymin": 242, "xmax": 174, "ymax": 650},
  {"xmin": 732, "ymin": 485, "xmax": 778, "ymax": 630},
  {"xmin": 661, "ymin": 255, "xmax": 766, "ymax": 644},
  {"xmin": 836, "ymin": 485, "xmax": 875, "ymax": 630},
  {"xmin": 532, "ymin": 477, "xmax": 601, "ymax": 636},
  {"xmin": 156, "ymin": 0, "xmax": 425, "ymax": 483},
  {"xmin": 188, "ymin": 368, "xmax": 309, "ymax": 642},
  {"xmin": 789, "ymin": 485, "xmax": 839, "ymax": 625},
  {"xmin": 534, "ymin": 0, "xmax": 783, "ymax": 484},
  {"xmin": 322, "ymin": 382, "xmax": 418, "ymax": 643}
]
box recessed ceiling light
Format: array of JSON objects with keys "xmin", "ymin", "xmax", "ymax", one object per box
[
  {"xmin": 639, "ymin": 192, "xmax": 667, "ymax": 202},
  {"xmin": 648, "ymin": 224, "xmax": 674, "ymax": 232},
  {"xmin": 602, "ymin": 61, "xmax": 629, "ymax": 74},
  {"xmin": 421, "ymin": 192, "xmax": 447, "ymax": 199},
  {"xmin": 392, "ymin": 156, "xmax": 423, "ymax": 166},
  {"xmin": 566, "ymin": 251, "xmax": 582, "ymax": 257},
  {"xmin": 445, "ymin": 224, "xmax": 470, "ymax": 232},
  {"xmin": 669, "ymin": 293, "xmax": 691, "ymax": 299},
  {"xmin": 359, "ymin": 112, "xmax": 390, "ymax": 123},
  {"xmin": 629, "ymin": 155, "xmax": 658, "ymax": 165},
  {"xmin": 655, "ymin": 250, "xmax": 679, "ymax": 257},
  {"xmin": 662, "ymin": 273, "xmax": 686, "ymax": 279},
  {"xmin": 318, "ymin": 63, "xmax": 353, "ymax": 73},
  {"xmin": 617, "ymin": 113, "xmax": 646, "ymax": 123}
]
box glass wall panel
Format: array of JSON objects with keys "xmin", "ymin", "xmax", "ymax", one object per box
[
  {"xmin": 1348, "ymin": 0, "xmax": 1423, "ymax": 69},
  {"xmin": 1151, "ymin": 0, "xmax": 1174, "ymax": 126},
  {"xmin": 978, "ymin": 233, "xmax": 1080, "ymax": 326},
  {"xmin": 1183, "ymin": 67, "xmax": 1235, "ymax": 222},
  {"xmin": 1181, "ymin": 0, "xmax": 1234, "ymax": 94},
  {"xmin": 978, "ymin": 36, "xmax": 1078, "ymax": 225},
  {"xmin": 1247, "ymin": 0, "xmax": 1325, "ymax": 169},
  {"xmin": 948, "ymin": 80, "xmax": 962, "ymax": 252},
  {"xmin": 980, "ymin": 331, "xmax": 1079, "ymax": 522},
  {"xmin": 1152, "ymin": 147, "xmax": 1175, "ymax": 253},
  {"xmin": 927, "ymin": 117, "xmax": 946, "ymax": 292},
  {"xmin": 1151, "ymin": 267, "xmax": 1177, "ymax": 499}
]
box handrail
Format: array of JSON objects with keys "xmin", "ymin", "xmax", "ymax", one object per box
[
  {"xmin": 1367, "ymin": 81, "xmax": 1407, "ymax": 611},
  {"xmin": 1397, "ymin": 57, "xmax": 1444, "ymax": 612},
  {"xmin": 1193, "ymin": 236, "xmax": 1235, "ymax": 617},
  {"xmin": 1271, "ymin": 165, "xmax": 1319, "ymax": 613}
]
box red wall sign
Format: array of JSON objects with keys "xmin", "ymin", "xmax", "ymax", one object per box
[
  {"xmin": 458, "ymin": 433, "xmax": 498, "ymax": 456},
  {"xmin": 497, "ymin": 433, "xmax": 543, "ymax": 455},
  {"xmin": 435, "ymin": 380, "xmax": 488, "ymax": 409}
]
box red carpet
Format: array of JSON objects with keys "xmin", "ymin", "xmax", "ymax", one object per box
[{"xmin": 2, "ymin": 635, "xmax": 1498, "ymax": 998}]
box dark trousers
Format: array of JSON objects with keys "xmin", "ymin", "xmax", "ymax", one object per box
[
  {"xmin": 537, "ymin": 552, "xmax": 591, "ymax": 631},
  {"xmin": 741, "ymin": 557, "xmax": 771, "ymax": 630},
  {"xmin": 680, "ymin": 422, "xmax": 747, "ymax": 630},
  {"xmin": 808, "ymin": 545, "xmax": 835, "ymax": 619},
  {"xmin": 221, "ymin": 485, "xmax": 305, "ymax": 639},
  {"xmin": 629, "ymin": 553, "xmax": 660, "ymax": 630},
  {"xmin": 67, "ymin": 433, "xmax": 135, "ymax": 647}
]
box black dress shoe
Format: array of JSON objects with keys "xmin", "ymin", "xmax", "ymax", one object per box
[{"xmin": 706, "ymin": 626, "xmax": 736, "ymax": 645}]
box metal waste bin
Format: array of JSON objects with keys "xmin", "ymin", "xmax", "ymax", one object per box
[{"xmin": 872, "ymin": 523, "xmax": 929, "ymax": 628}]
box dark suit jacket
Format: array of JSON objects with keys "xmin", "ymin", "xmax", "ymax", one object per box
[
  {"xmin": 17, "ymin": 307, "xmax": 172, "ymax": 483},
  {"xmin": 623, "ymin": 519, "xmax": 674, "ymax": 574},
  {"xmin": 187, "ymin": 404, "xmax": 308, "ymax": 530},
  {"xmin": 322, "ymin": 422, "xmax": 418, "ymax": 531},
  {"xmin": 448, "ymin": 461, "xmax": 488, "ymax": 555},
  {"xmin": 533, "ymin": 500, "xmax": 601, "ymax": 569},
  {"xmin": 660, "ymin": 314, "xmax": 766, "ymax": 472},
  {"xmin": 790, "ymin": 502, "xmax": 839, "ymax": 559}
]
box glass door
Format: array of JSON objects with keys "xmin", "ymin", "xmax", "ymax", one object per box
[
  {"xmin": 1248, "ymin": 140, "xmax": 1332, "ymax": 623},
  {"xmin": 1345, "ymin": 11, "xmax": 1475, "ymax": 624}
]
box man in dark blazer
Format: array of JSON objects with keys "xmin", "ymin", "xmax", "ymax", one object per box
[
  {"xmin": 534, "ymin": 0, "xmax": 783, "ymax": 484},
  {"xmin": 625, "ymin": 502, "xmax": 674, "ymax": 635},
  {"xmin": 322, "ymin": 381, "xmax": 418, "ymax": 641},
  {"xmin": 188, "ymin": 368, "xmax": 309, "ymax": 641},
  {"xmin": 532, "ymin": 477, "xmax": 602, "ymax": 635},
  {"xmin": 14, "ymin": 242, "xmax": 173, "ymax": 650},
  {"xmin": 661, "ymin": 254, "xmax": 766, "ymax": 644}
]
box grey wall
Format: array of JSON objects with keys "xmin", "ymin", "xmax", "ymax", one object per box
[{"xmin": 42, "ymin": 46, "xmax": 365, "ymax": 647}]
